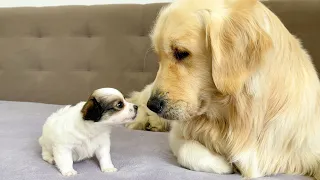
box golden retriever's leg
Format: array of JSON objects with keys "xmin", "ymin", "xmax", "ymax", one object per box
[
  {"xmin": 125, "ymin": 83, "xmax": 170, "ymax": 132},
  {"xmin": 234, "ymin": 150, "xmax": 263, "ymax": 179},
  {"xmin": 315, "ymin": 171, "xmax": 320, "ymax": 180},
  {"xmin": 125, "ymin": 105, "xmax": 170, "ymax": 132},
  {"xmin": 125, "ymin": 105, "xmax": 150, "ymax": 130},
  {"xmin": 145, "ymin": 114, "xmax": 170, "ymax": 132},
  {"xmin": 169, "ymin": 122, "xmax": 233, "ymax": 174}
]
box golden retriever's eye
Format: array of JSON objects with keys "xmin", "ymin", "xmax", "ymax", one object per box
[{"xmin": 173, "ymin": 49, "xmax": 190, "ymax": 61}]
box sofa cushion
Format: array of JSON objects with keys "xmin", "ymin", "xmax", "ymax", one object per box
[
  {"xmin": 0, "ymin": 4, "xmax": 161, "ymax": 104},
  {"xmin": 0, "ymin": 101, "xmax": 311, "ymax": 180}
]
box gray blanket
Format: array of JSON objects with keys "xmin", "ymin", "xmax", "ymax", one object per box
[{"xmin": 0, "ymin": 101, "xmax": 310, "ymax": 180}]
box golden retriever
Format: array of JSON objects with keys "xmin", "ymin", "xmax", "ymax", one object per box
[{"xmin": 129, "ymin": 0, "xmax": 320, "ymax": 178}]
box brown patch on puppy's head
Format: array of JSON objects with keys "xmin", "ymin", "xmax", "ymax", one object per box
[{"xmin": 81, "ymin": 96, "xmax": 103, "ymax": 122}]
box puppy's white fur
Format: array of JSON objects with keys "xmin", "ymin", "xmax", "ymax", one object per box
[{"xmin": 39, "ymin": 88, "xmax": 137, "ymax": 176}]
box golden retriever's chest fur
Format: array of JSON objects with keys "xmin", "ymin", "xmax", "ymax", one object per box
[
  {"xmin": 180, "ymin": 116, "xmax": 228, "ymax": 156},
  {"xmin": 180, "ymin": 93, "xmax": 320, "ymax": 177}
]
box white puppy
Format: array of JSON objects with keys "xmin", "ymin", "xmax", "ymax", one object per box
[{"xmin": 39, "ymin": 88, "xmax": 138, "ymax": 176}]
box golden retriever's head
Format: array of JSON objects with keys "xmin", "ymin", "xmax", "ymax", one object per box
[{"xmin": 147, "ymin": 0, "xmax": 272, "ymax": 120}]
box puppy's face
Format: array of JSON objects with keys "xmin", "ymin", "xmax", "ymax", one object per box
[
  {"xmin": 147, "ymin": 0, "xmax": 271, "ymax": 120},
  {"xmin": 81, "ymin": 88, "xmax": 138, "ymax": 124}
]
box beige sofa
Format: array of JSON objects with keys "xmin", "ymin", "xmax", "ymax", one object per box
[{"xmin": 0, "ymin": 1, "xmax": 319, "ymax": 180}]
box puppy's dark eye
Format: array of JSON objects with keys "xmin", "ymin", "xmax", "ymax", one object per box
[
  {"xmin": 116, "ymin": 101, "xmax": 124, "ymax": 109},
  {"xmin": 173, "ymin": 49, "xmax": 190, "ymax": 61}
]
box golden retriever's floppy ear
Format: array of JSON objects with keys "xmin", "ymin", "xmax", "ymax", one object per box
[{"xmin": 198, "ymin": 5, "xmax": 272, "ymax": 95}]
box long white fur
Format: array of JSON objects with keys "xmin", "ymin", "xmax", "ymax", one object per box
[{"xmin": 39, "ymin": 88, "xmax": 137, "ymax": 176}]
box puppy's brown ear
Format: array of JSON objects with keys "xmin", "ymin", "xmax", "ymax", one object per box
[
  {"xmin": 81, "ymin": 97, "xmax": 103, "ymax": 122},
  {"xmin": 199, "ymin": 5, "xmax": 272, "ymax": 95}
]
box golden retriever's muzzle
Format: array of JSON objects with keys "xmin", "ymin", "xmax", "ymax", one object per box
[
  {"xmin": 147, "ymin": 95, "xmax": 166, "ymax": 114},
  {"xmin": 147, "ymin": 90, "xmax": 188, "ymax": 120},
  {"xmin": 147, "ymin": 90, "xmax": 168, "ymax": 116}
]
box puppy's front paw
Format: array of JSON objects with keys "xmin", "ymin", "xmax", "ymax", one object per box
[
  {"xmin": 102, "ymin": 167, "xmax": 118, "ymax": 173},
  {"xmin": 61, "ymin": 169, "xmax": 77, "ymax": 176},
  {"xmin": 43, "ymin": 157, "xmax": 55, "ymax": 165}
]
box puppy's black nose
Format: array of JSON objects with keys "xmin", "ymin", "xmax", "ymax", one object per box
[
  {"xmin": 133, "ymin": 105, "xmax": 138, "ymax": 112},
  {"xmin": 147, "ymin": 97, "xmax": 165, "ymax": 114}
]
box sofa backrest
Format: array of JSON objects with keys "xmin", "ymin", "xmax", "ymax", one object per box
[
  {"xmin": 0, "ymin": 1, "xmax": 319, "ymax": 104},
  {"xmin": 0, "ymin": 4, "xmax": 162, "ymax": 104}
]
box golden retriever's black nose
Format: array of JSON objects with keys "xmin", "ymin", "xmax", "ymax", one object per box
[{"xmin": 147, "ymin": 97, "xmax": 165, "ymax": 114}]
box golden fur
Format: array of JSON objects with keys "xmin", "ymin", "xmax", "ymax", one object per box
[
  {"xmin": 130, "ymin": 0, "xmax": 320, "ymax": 178},
  {"xmin": 125, "ymin": 83, "xmax": 170, "ymax": 132}
]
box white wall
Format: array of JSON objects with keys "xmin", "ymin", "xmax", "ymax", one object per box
[{"xmin": 0, "ymin": 0, "xmax": 172, "ymax": 8}]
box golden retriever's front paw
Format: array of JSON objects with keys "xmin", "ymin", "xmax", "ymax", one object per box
[
  {"xmin": 125, "ymin": 111, "xmax": 169, "ymax": 132},
  {"xmin": 146, "ymin": 116, "xmax": 170, "ymax": 132},
  {"xmin": 145, "ymin": 122, "xmax": 163, "ymax": 132},
  {"xmin": 125, "ymin": 121, "xmax": 147, "ymax": 130}
]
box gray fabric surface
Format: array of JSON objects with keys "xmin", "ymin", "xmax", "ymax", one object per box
[{"xmin": 0, "ymin": 101, "xmax": 311, "ymax": 180}]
